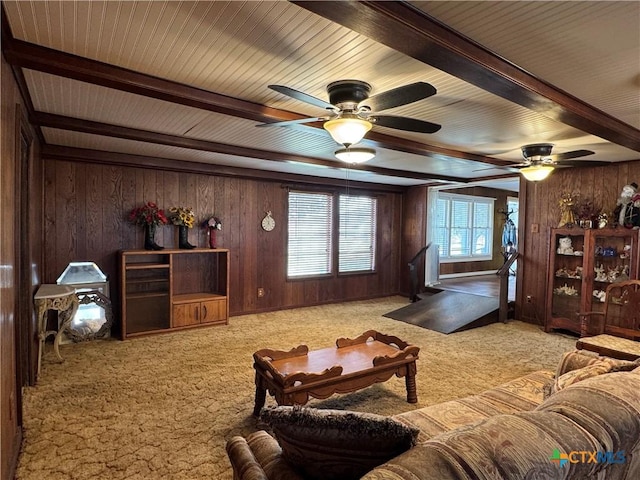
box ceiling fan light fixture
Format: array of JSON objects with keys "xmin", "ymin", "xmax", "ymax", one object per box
[
  {"xmin": 324, "ymin": 117, "xmax": 372, "ymax": 147},
  {"xmin": 335, "ymin": 147, "xmax": 376, "ymax": 164},
  {"xmin": 520, "ymin": 164, "xmax": 554, "ymax": 181}
]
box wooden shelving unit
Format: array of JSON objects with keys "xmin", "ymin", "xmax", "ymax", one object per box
[
  {"xmin": 120, "ymin": 248, "xmax": 229, "ymax": 339},
  {"xmin": 546, "ymin": 228, "xmax": 639, "ymax": 335}
]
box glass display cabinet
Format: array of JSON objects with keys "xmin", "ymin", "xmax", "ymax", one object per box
[{"xmin": 546, "ymin": 228, "xmax": 640, "ymax": 335}]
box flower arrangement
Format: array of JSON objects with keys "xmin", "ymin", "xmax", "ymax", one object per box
[
  {"xmin": 202, "ymin": 215, "xmax": 222, "ymax": 249},
  {"xmin": 169, "ymin": 206, "xmax": 195, "ymax": 228},
  {"xmin": 575, "ymin": 198, "xmax": 601, "ymax": 222},
  {"xmin": 128, "ymin": 201, "xmax": 168, "ymax": 226},
  {"xmin": 202, "ymin": 216, "xmax": 222, "ymax": 230}
]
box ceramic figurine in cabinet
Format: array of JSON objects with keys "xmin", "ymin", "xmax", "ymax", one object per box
[{"xmin": 557, "ymin": 237, "xmax": 574, "ymax": 255}]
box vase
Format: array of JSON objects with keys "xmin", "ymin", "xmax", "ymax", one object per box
[
  {"xmin": 208, "ymin": 228, "xmax": 217, "ymax": 249},
  {"xmin": 178, "ymin": 225, "xmax": 196, "ymax": 249},
  {"xmin": 144, "ymin": 224, "xmax": 163, "ymax": 250}
]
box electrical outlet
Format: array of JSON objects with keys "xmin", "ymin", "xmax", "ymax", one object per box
[
  {"xmin": 526, "ymin": 295, "xmax": 533, "ymax": 303},
  {"xmin": 257, "ymin": 288, "xmax": 265, "ymax": 298}
]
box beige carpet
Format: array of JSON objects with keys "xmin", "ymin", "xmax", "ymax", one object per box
[{"xmin": 16, "ymin": 296, "xmax": 576, "ymax": 479}]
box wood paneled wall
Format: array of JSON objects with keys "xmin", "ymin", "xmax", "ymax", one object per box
[
  {"xmin": 0, "ymin": 49, "xmax": 19, "ymax": 480},
  {"xmin": 1, "ymin": 51, "xmax": 43, "ymax": 480},
  {"xmin": 43, "ymin": 161, "xmax": 404, "ymax": 322},
  {"xmin": 517, "ymin": 161, "xmax": 640, "ymax": 324},
  {"xmin": 400, "ymin": 185, "xmax": 427, "ymax": 296}
]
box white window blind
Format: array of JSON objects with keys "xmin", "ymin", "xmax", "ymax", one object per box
[
  {"xmin": 287, "ymin": 191, "xmax": 333, "ymax": 277},
  {"xmin": 339, "ymin": 195, "xmax": 377, "ymax": 273},
  {"xmin": 435, "ymin": 193, "xmax": 494, "ymax": 261}
]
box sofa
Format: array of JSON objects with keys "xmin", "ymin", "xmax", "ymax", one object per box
[{"xmin": 226, "ymin": 350, "xmax": 640, "ymax": 480}]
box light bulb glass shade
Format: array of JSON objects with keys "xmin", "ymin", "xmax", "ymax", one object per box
[
  {"xmin": 520, "ymin": 164, "xmax": 554, "ymax": 181},
  {"xmin": 334, "ymin": 147, "xmax": 376, "ymax": 164},
  {"xmin": 324, "ymin": 117, "xmax": 372, "ymax": 146}
]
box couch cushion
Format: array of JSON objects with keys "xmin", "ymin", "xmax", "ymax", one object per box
[
  {"xmin": 260, "ymin": 406, "xmax": 419, "ymax": 480},
  {"xmin": 538, "ymin": 371, "xmax": 640, "ymax": 480},
  {"xmin": 538, "ymin": 371, "xmax": 640, "ymax": 455},
  {"xmin": 393, "ymin": 370, "xmax": 553, "ymax": 443},
  {"xmin": 363, "ymin": 411, "xmax": 602, "ymax": 480}
]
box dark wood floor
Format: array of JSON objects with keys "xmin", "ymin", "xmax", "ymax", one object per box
[{"xmin": 437, "ymin": 274, "xmax": 516, "ymax": 302}]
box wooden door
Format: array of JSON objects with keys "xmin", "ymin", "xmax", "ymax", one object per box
[
  {"xmin": 200, "ymin": 299, "xmax": 226, "ymax": 323},
  {"xmin": 172, "ymin": 303, "xmax": 200, "ymax": 327}
]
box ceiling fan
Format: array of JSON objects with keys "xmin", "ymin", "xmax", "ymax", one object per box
[
  {"xmin": 258, "ymin": 80, "xmax": 441, "ymax": 163},
  {"xmin": 498, "ymin": 143, "xmax": 606, "ymax": 181}
]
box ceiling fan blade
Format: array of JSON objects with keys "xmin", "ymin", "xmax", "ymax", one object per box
[
  {"xmin": 359, "ymin": 82, "xmax": 436, "ymax": 112},
  {"xmin": 550, "ymin": 149, "xmax": 596, "ymax": 161},
  {"xmin": 268, "ymin": 85, "xmax": 334, "ymax": 110},
  {"xmin": 257, "ymin": 117, "xmax": 327, "ymax": 128},
  {"xmin": 554, "ymin": 159, "xmax": 612, "ymax": 167},
  {"xmin": 371, "ymin": 115, "xmax": 441, "ymax": 133},
  {"xmin": 472, "ymin": 163, "xmax": 529, "ymax": 172}
]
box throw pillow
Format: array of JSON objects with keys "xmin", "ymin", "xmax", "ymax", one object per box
[
  {"xmin": 260, "ymin": 406, "xmax": 419, "ymax": 480},
  {"xmin": 544, "ymin": 356, "xmax": 640, "ymax": 399}
]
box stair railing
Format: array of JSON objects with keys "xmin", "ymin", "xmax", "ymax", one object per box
[
  {"xmin": 495, "ymin": 250, "xmax": 519, "ymax": 323},
  {"xmin": 408, "ymin": 243, "xmax": 432, "ymax": 303}
]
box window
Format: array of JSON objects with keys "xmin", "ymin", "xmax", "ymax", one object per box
[
  {"xmin": 288, "ymin": 191, "xmax": 333, "ymax": 277},
  {"xmin": 339, "ymin": 195, "xmax": 377, "ymax": 273},
  {"xmin": 287, "ymin": 191, "xmax": 377, "ymax": 278},
  {"xmin": 434, "ymin": 192, "xmax": 494, "ymax": 262}
]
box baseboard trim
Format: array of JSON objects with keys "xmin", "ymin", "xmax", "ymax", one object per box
[{"xmin": 439, "ymin": 270, "xmax": 496, "ymax": 279}]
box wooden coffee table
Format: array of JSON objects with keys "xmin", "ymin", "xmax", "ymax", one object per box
[{"xmin": 252, "ymin": 330, "xmax": 420, "ymax": 416}]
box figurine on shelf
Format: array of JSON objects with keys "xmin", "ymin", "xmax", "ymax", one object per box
[
  {"xmin": 594, "ymin": 264, "xmax": 607, "ymax": 282},
  {"xmin": 613, "ymin": 183, "xmax": 640, "ymax": 228},
  {"xmin": 554, "ymin": 283, "xmax": 578, "ymax": 296},
  {"xmin": 573, "ymin": 266, "xmax": 583, "ymax": 279},
  {"xmin": 620, "ymin": 244, "xmax": 632, "ymax": 259},
  {"xmin": 593, "ymin": 289, "xmax": 606, "ymax": 303},
  {"xmin": 557, "ymin": 237, "xmax": 574, "ymax": 255},
  {"xmin": 596, "ymin": 212, "xmax": 609, "ymax": 229},
  {"xmin": 558, "ymin": 192, "xmax": 578, "ymax": 227},
  {"xmin": 607, "ymin": 265, "xmax": 629, "ymax": 283}
]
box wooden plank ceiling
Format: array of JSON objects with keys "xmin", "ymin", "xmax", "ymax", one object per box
[{"xmin": 2, "ymin": 0, "xmax": 639, "ymax": 189}]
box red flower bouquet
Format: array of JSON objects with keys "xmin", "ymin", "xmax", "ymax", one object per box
[{"xmin": 128, "ymin": 202, "xmax": 169, "ymax": 227}]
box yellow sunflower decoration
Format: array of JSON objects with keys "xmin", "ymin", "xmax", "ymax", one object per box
[{"xmin": 169, "ymin": 206, "xmax": 196, "ymax": 228}]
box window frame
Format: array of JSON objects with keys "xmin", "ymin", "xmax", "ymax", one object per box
[
  {"xmin": 434, "ymin": 192, "xmax": 495, "ymax": 263},
  {"xmin": 286, "ymin": 190, "xmax": 334, "ymax": 280},
  {"xmin": 286, "ymin": 189, "xmax": 378, "ymax": 280},
  {"xmin": 338, "ymin": 193, "xmax": 378, "ymax": 275}
]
